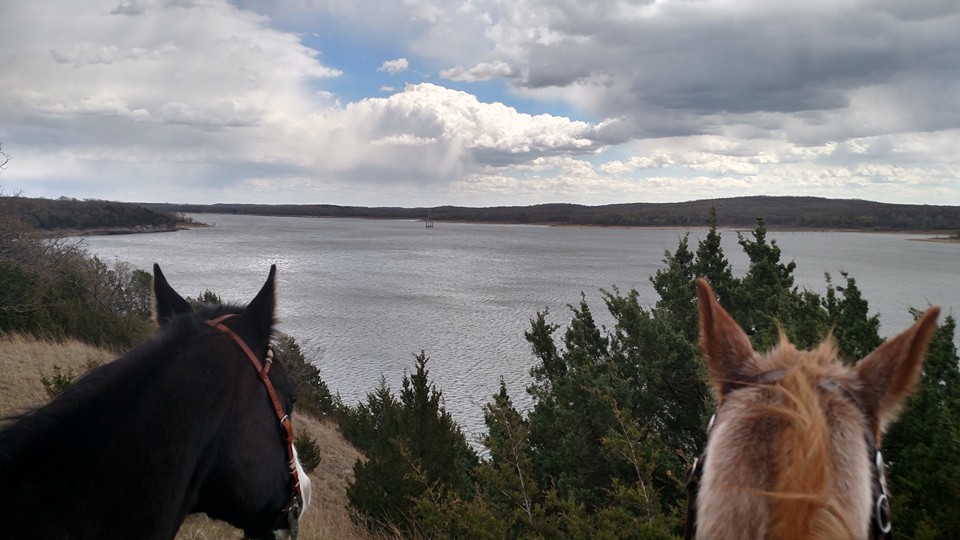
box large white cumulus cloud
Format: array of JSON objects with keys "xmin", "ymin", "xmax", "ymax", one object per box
[{"xmin": 0, "ymin": 0, "xmax": 617, "ymax": 203}]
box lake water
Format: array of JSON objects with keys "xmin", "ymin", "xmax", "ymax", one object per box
[{"xmin": 80, "ymin": 214, "xmax": 959, "ymax": 441}]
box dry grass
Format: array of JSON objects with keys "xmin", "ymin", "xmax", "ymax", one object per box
[
  {"xmin": 0, "ymin": 333, "xmax": 380, "ymax": 540},
  {"xmin": 0, "ymin": 332, "xmax": 114, "ymax": 414}
]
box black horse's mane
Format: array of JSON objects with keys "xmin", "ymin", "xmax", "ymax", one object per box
[{"xmin": 0, "ymin": 302, "xmax": 248, "ymax": 468}]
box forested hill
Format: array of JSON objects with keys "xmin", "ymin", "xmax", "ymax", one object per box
[
  {"xmin": 3, "ymin": 195, "xmax": 958, "ymax": 233},
  {"xmin": 1, "ymin": 196, "xmax": 177, "ymax": 233},
  {"xmin": 148, "ymin": 196, "xmax": 960, "ymax": 232}
]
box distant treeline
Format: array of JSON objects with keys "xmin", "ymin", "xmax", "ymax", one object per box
[
  {"xmin": 3, "ymin": 195, "xmax": 958, "ymax": 234},
  {"xmin": 1, "ymin": 196, "xmax": 177, "ymax": 233},
  {"xmin": 147, "ymin": 196, "xmax": 960, "ymax": 232}
]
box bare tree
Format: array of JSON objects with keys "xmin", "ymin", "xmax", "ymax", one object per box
[
  {"xmin": 0, "ymin": 142, "xmax": 9, "ymax": 173},
  {"xmin": 0, "ymin": 142, "xmax": 16, "ymax": 197}
]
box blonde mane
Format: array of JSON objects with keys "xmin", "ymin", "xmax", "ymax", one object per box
[
  {"xmin": 691, "ymin": 279, "xmax": 939, "ymax": 540},
  {"xmin": 765, "ymin": 340, "xmax": 856, "ymax": 540}
]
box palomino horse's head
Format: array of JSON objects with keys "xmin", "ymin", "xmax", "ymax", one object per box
[{"xmin": 690, "ymin": 279, "xmax": 939, "ymax": 540}]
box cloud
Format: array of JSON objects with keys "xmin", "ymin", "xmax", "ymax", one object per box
[
  {"xmin": 157, "ymin": 101, "xmax": 263, "ymax": 128},
  {"xmin": 371, "ymin": 134, "xmax": 436, "ymax": 147},
  {"xmin": 2, "ymin": 0, "xmax": 959, "ymax": 206},
  {"xmin": 481, "ymin": 0, "xmax": 960, "ymax": 142},
  {"xmin": 440, "ymin": 60, "xmax": 518, "ymax": 82},
  {"xmin": 29, "ymin": 92, "xmax": 151, "ymax": 121},
  {"xmin": 600, "ymin": 153, "xmax": 674, "ymax": 174},
  {"xmin": 377, "ymin": 58, "xmax": 409, "ymax": 75},
  {"xmin": 305, "ymin": 83, "xmax": 608, "ymax": 184},
  {"xmin": 0, "ymin": 1, "xmax": 344, "ymax": 197}
]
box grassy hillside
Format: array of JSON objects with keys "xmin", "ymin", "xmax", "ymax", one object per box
[{"xmin": 0, "ymin": 334, "xmax": 374, "ymax": 540}]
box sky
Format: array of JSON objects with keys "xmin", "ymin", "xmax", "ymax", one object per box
[{"xmin": 1, "ymin": 0, "xmax": 959, "ymax": 207}]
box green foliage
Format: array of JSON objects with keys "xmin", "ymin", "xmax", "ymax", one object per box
[
  {"xmin": 471, "ymin": 381, "xmax": 538, "ymax": 537},
  {"xmin": 651, "ymin": 234, "xmax": 697, "ymax": 341},
  {"xmin": 510, "ymin": 286, "xmax": 702, "ymax": 535},
  {"xmin": 822, "ymin": 272, "xmax": 883, "ymax": 361},
  {"xmin": 272, "ymin": 333, "xmax": 335, "ymax": 417},
  {"xmin": 693, "ymin": 208, "xmax": 736, "ymax": 311},
  {"xmin": 187, "ymin": 290, "xmax": 223, "ymax": 307},
  {"xmin": 39, "ymin": 357, "xmax": 103, "ymax": 399},
  {"xmin": 526, "ymin": 297, "xmax": 628, "ymax": 510},
  {"xmin": 84, "ymin": 257, "xmax": 153, "ymax": 318},
  {"xmin": 730, "ymin": 217, "xmax": 799, "ymax": 349},
  {"xmin": 883, "ymin": 313, "xmax": 960, "ymax": 540},
  {"xmin": 0, "ymin": 213, "xmax": 154, "ymax": 348},
  {"xmin": 293, "ymin": 432, "xmax": 322, "ymax": 474},
  {"xmin": 39, "ymin": 364, "xmax": 75, "ymax": 399},
  {"xmin": 0, "ymin": 261, "xmax": 44, "ymax": 332},
  {"xmin": 342, "ymin": 351, "xmax": 479, "ymax": 535},
  {"xmin": 10, "ymin": 200, "xmax": 953, "ymax": 538},
  {"xmin": 0, "ymin": 195, "xmax": 176, "ymax": 232}
]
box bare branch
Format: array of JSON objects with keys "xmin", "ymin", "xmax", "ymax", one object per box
[{"xmin": 0, "ymin": 142, "xmax": 9, "ymax": 173}]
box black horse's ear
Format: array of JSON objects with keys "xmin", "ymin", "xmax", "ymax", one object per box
[
  {"xmin": 235, "ymin": 265, "xmax": 277, "ymax": 348},
  {"xmin": 154, "ymin": 264, "xmax": 192, "ymax": 327}
]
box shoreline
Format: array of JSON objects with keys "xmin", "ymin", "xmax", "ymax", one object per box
[
  {"xmin": 50, "ymin": 221, "xmax": 212, "ymax": 238},
  {"xmin": 911, "ymin": 236, "xmax": 960, "ymax": 244},
  {"xmin": 45, "ymin": 212, "xmax": 959, "ymax": 240}
]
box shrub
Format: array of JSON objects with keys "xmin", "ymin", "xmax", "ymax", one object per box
[
  {"xmin": 294, "ymin": 432, "xmax": 322, "ymax": 474},
  {"xmin": 40, "ymin": 364, "xmax": 74, "ymax": 399},
  {"xmin": 272, "ymin": 333, "xmax": 335, "ymax": 417}
]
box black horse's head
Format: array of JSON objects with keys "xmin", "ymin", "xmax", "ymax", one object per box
[{"xmin": 153, "ymin": 264, "xmax": 312, "ymax": 539}]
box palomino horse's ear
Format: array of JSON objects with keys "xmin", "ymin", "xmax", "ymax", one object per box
[
  {"xmin": 154, "ymin": 263, "xmax": 192, "ymax": 327},
  {"xmin": 696, "ymin": 278, "xmax": 761, "ymax": 401},
  {"xmin": 855, "ymin": 306, "xmax": 940, "ymax": 439},
  {"xmin": 234, "ymin": 264, "xmax": 277, "ymax": 348}
]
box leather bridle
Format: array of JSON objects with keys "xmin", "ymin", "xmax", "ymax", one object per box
[
  {"xmin": 206, "ymin": 314, "xmax": 305, "ymax": 539},
  {"xmin": 683, "ymin": 369, "xmax": 893, "ymax": 540}
]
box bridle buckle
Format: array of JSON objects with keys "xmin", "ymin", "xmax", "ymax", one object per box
[{"xmin": 285, "ymin": 495, "xmax": 303, "ymax": 539}]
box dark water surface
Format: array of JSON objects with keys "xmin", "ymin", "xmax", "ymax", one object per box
[{"xmin": 81, "ymin": 214, "xmax": 959, "ymax": 440}]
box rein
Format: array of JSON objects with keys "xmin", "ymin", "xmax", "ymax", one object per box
[
  {"xmin": 206, "ymin": 314, "xmax": 304, "ymax": 539},
  {"xmin": 683, "ymin": 369, "xmax": 893, "ymax": 540}
]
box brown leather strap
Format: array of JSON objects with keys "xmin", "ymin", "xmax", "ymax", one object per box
[
  {"xmin": 205, "ymin": 315, "xmax": 304, "ymax": 511},
  {"xmin": 683, "ymin": 454, "xmax": 704, "ymax": 540}
]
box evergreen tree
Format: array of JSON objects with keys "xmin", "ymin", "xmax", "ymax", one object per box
[
  {"xmin": 604, "ymin": 288, "xmax": 709, "ymax": 460},
  {"xmin": 883, "ymin": 314, "xmax": 960, "ymax": 540},
  {"xmin": 345, "ymin": 352, "xmax": 478, "ymax": 534},
  {"xmin": 399, "ymin": 351, "xmax": 477, "ymax": 498},
  {"xmin": 343, "ymin": 377, "xmax": 409, "ymax": 531},
  {"xmin": 693, "ymin": 207, "xmax": 735, "ymax": 308},
  {"xmin": 822, "ymin": 272, "xmax": 883, "ymax": 361},
  {"xmin": 651, "ymin": 234, "xmax": 697, "ymax": 341},
  {"xmin": 732, "ymin": 217, "xmax": 798, "ymax": 349},
  {"xmin": 526, "ymin": 297, "xmax": 618, "ymax": 509},
  {"xmin": 471, "ymin": 381, "xmax": 539, "ymax": 537}
]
